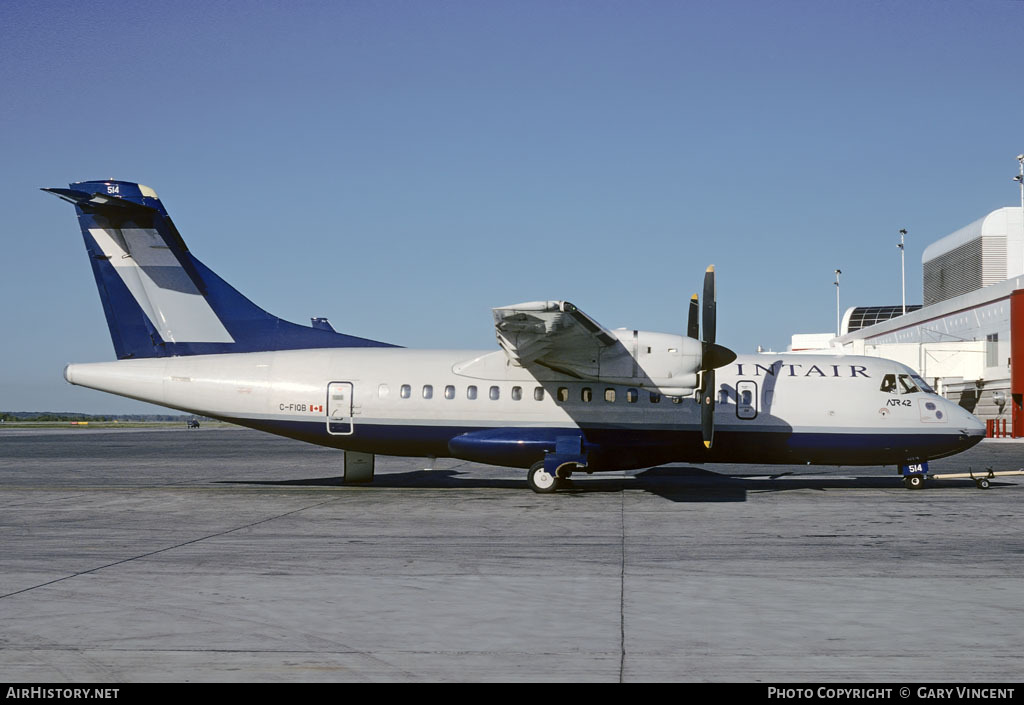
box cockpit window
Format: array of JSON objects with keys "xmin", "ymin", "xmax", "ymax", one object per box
[
  {"xmin": 910, "ymin": 374, "xmax": 935, "ymax": 394},
  {"xmin": 880, "ymin": 374, "xmax": 896, "ymax": 393},
  {"xmin": 881, "ymin": 373, "xmax": 922, "ymax": 394},
  {"xmin": 898, "ymin": 375, "xmax": 919, "ymax": 394}
]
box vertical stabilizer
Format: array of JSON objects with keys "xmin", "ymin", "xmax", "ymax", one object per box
[{"xmin": 45, "ymin": 180, "xmax": 396, "ymax": 358}]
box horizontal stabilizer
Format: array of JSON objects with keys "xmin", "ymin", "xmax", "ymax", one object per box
[{"xmin": 42, "ymin": 187, "xmax": 158, "ymax": 214}]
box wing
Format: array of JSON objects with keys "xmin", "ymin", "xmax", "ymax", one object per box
[{"xmin": 492, "ymin": 301, "xmax": 619, "ymax": 378}]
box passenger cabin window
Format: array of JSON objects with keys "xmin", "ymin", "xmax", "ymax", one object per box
[
  {"xmin": 534, "ymin": 387, "xmax": 544, "ymax": 401},
  {"xmin": 489, "ymin": 386, "xmax": 500, "ymax": 400},
  {"xmin": 626, "ymin": 388, "xmax": 638, "ymax": 403},
  {"xmin": 649, "ymin": 392, "xmax": 661, "ymax": 403},
  {"xmin": 605, "ymin": 388, "xmax": 616, "ymax": 403},
  {"xmin": 444, "ymin": 385, "xmax": 455, "ymax": 400},
  {"xmin": 557, "ymin": 387, "xmax": 569, "ymax": 402},
  {"xmin": 467, "ymin": 385, "xmax": 478, "ymax": 400},
  {"xmin": 422, "ymin": 385, "xmax": 433, "ymax": 399},
  {"xmin": 581, "ymin": 387, "xmax": 592, "ymax": 402},
  {"xmin": 511, "ymin": 386, "xmax": 522, "ymax": 401},
  {"xmin": 378, "ymin": 383, "xmax": 390, "ymax": 398},
  {"xmin": 400, "ymin": 384, "xmax": 411, "ymax": 399}
]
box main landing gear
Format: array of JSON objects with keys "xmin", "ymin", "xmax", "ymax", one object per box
[{"xmin": 527, "ymin": 461, "xmax": 575, "ymax": 493}]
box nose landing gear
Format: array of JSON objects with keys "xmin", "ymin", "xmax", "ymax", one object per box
[
  {"xmin": 900, "ymin": 465, "xmax": 1024, "ymax": 490},
  {"xmin": 903, "ymin": 474, "xmax": 926, "ymax": 490}
]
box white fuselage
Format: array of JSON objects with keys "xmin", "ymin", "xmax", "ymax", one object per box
[{"xmin": 64, "ymin": 348, "xmax": 986, "ymax": 470}]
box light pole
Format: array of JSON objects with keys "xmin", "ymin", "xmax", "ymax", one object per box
[
  {"xmin": 1016, "ymin": 155, "xmax": 1024, "ymax": 276},
  {"xmin": 898, "ymin": 229, "xmax": 907, "ymax": 315},
  {"xmin": 834, "ymin": 269, "xmax": 842, "ymax": 337}
]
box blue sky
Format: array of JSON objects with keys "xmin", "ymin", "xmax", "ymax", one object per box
[{"xmin": 2, "ymin": 0, "xmax": 1022, "ymax": 413}]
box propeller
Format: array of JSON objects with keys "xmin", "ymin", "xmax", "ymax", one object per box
[
  {"xmin": 687, "ymin": 265, "xmax": 736, "ymax": 449},
  {"xmin": 687, "ymin": 293, "xmax": 699, "ymax": 340}
]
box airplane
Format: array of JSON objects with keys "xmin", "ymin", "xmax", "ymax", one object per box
[{"xmin": 46, "ymin": 180, "xmax": 986, "ymax": 493}]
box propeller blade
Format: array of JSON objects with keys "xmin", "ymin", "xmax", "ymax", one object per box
[
  {"xmin": 701, "ymin": 368, "xmax": 715, "ymax": 449},
  {"xmin": 688, "ymin": 265, "xmax": 729, "ymax": 450},
  {"xmin": 699, "ymin": 265, "xmax": 728, "ymax": 449},
  {"xmin": 702, "ymin": 265, "xmax": 716, "ymax": 345},
  {"xmin": 687, "ymin": 293, "xmax": 699, "ymax": 339}
]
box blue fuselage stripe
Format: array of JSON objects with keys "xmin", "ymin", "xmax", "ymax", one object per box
[{"xmin": 220, "ymin": 416, "xmax": 983, "ymax": 470}]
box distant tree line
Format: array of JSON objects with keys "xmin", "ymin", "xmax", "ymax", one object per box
[{"xmin": 0, "ymin": 412, "xmax": 210, "ymax": 422}]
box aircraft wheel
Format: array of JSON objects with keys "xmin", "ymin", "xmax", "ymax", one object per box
[
  {"xmin": 904, "ymin": 475, "xmax": 925, "ymax": 490},
  {"xmin": 975, "ymin": 478, "xmax": 991, "ymax": 490},
  {"xmin": 555, "ymin": 463, "xmax": 577, "ymax": 480},
  {"xmin": 528, "ymin": 462, "xmax": 559, "ymax": 494}
]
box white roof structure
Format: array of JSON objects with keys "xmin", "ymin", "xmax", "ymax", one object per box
[{"xmin": 922, "ymin": 207, "xmax": 1023, "ymax": 305}]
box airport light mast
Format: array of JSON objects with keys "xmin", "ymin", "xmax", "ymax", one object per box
[
  {"xmin": 898, "ymin": 229, "xmax": 907, "ymax": 315},
  {"xmin": 834, "ymin": 269, "xmax": 842, "ymax": 337},
  {"xmin": 1016, "ymin": 154, "xmax": 1024, "ymax": 275}
]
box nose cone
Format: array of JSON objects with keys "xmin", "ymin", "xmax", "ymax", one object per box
[
  {"xmin": 63, "ymin": 364, "xmax": 76, "ymax": 384},
  {"xmin": 957, "ymin": 406, "xmax": 987, "ymax": 437},
  {"xmin": 952, "ymin": 404, "xmax": 987, "ymax": 452},
  {"xmin": 917, "ymin": 398, "xmax": 987, "ymax": 462}
]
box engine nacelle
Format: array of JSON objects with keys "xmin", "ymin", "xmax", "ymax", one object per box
[{"xmin": 597, "ymin": 330, "xmax": 702, "ymax": 393}]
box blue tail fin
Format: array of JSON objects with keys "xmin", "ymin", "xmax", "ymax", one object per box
[{"xmin": 45, "ymin": 180, "xmax": 397, "ymax": 359}]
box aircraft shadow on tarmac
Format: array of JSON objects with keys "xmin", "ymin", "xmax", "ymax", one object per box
[{"xmin": 218, "ymin": 466, "xmax": 989, "ymax": 503}]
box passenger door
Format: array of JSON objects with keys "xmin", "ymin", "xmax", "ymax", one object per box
[
  {"xmin": 736, "ymin": 380, "xmax": 758, "ymax": 420},
  {"xmin": 327, "ymin": 381, "xmax": 354, "ymax": 435}
]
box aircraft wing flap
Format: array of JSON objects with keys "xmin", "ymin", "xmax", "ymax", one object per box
[{"xmin": 492, "ymin": 301, "xmax": 616, "ymax": 375}]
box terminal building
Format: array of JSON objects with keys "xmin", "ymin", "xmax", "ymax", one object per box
[{"xmin": 791, "ymin": 206, "xmax": 1024, "ymax": 437}]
